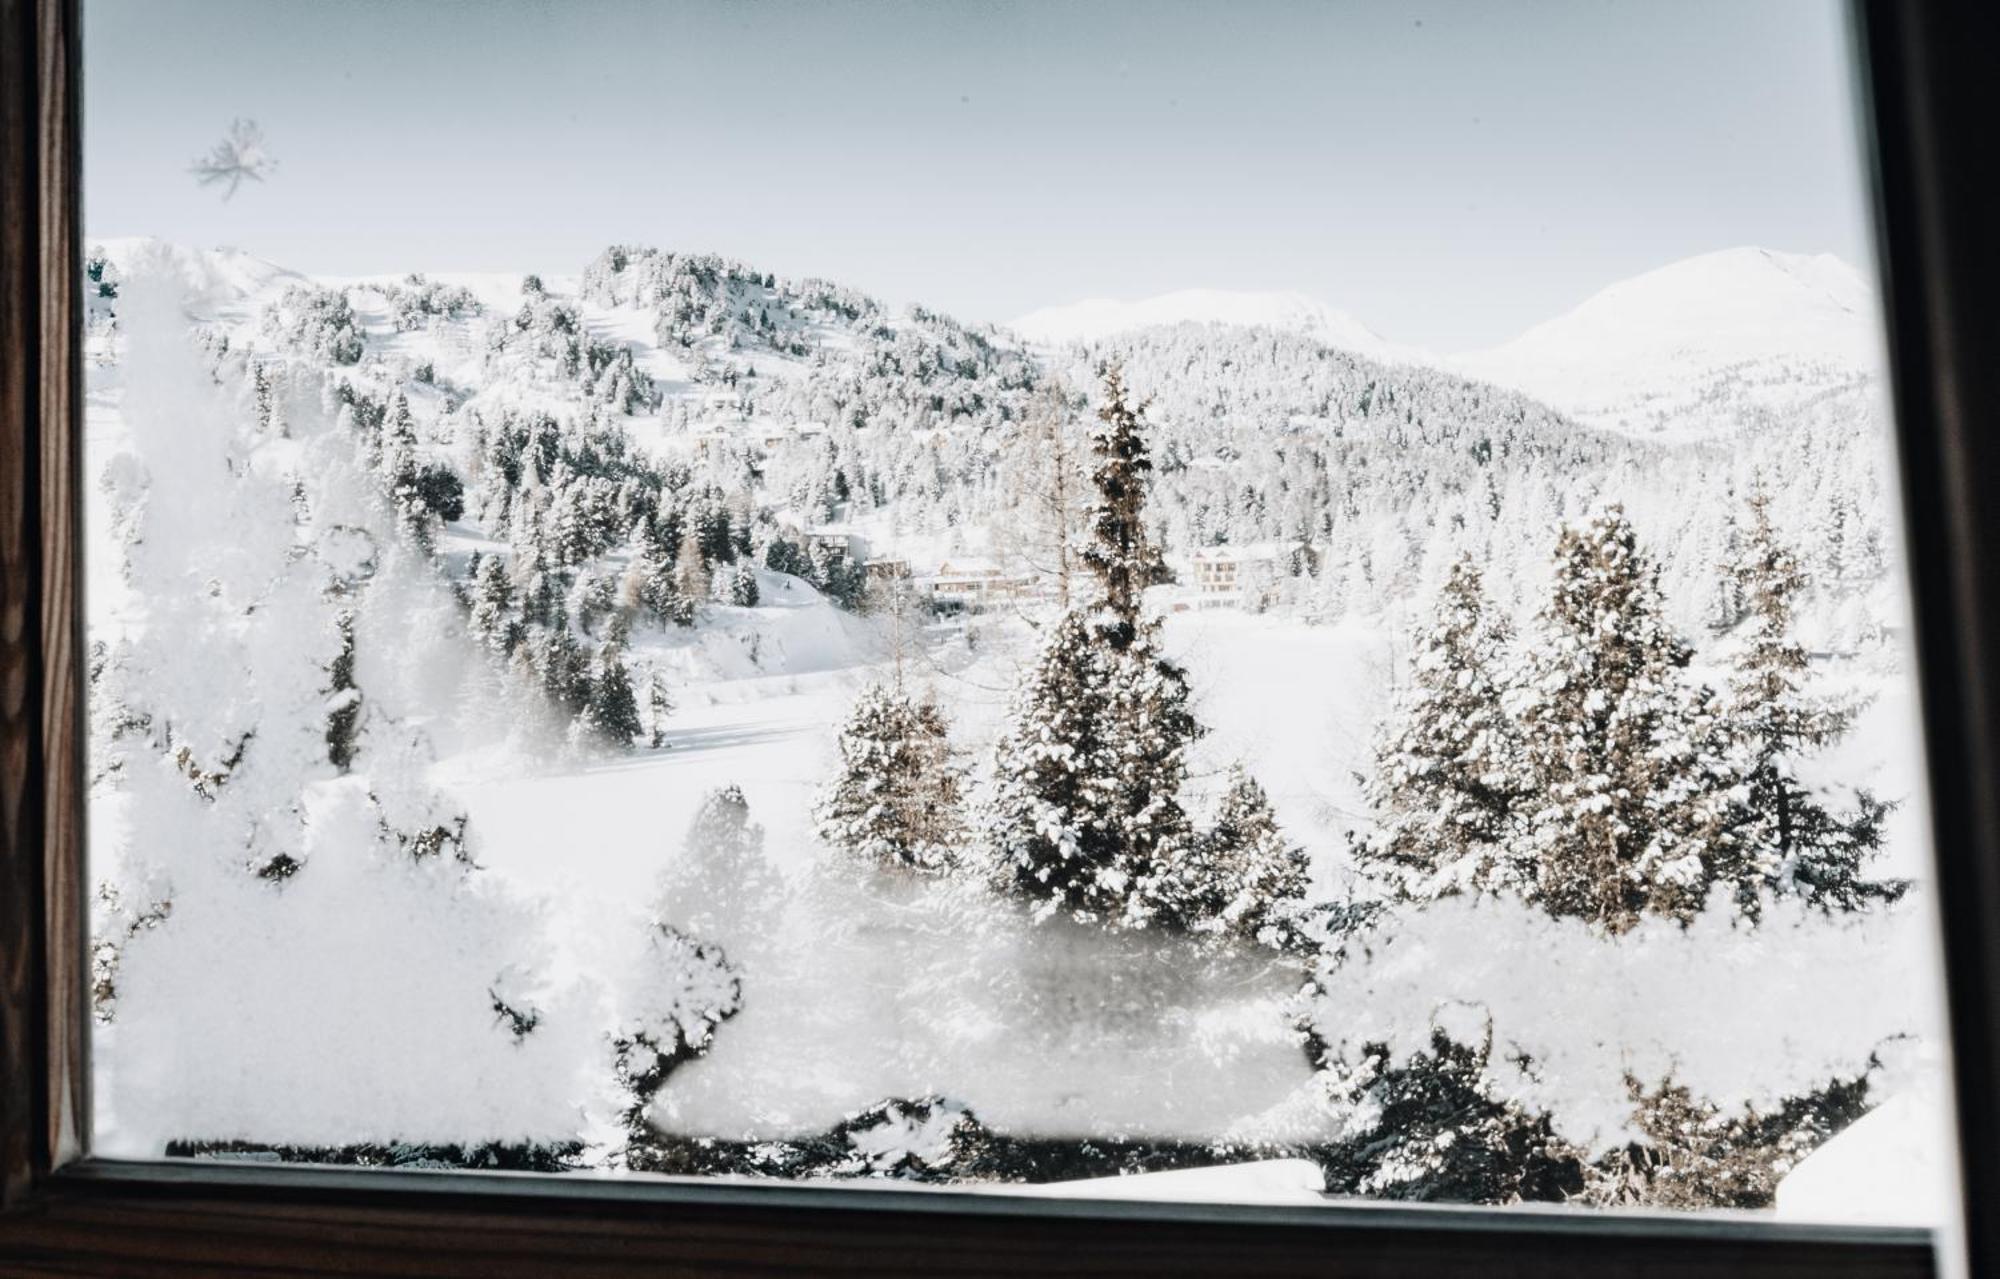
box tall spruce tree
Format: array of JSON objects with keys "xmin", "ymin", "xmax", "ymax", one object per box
[
  {"xmin": 813, "ymin": 680, "xmax": 964, "ymax": 872},
  {"xmin": 1080, "ymin": 363, "xmax": 1171, "ymax": 647},
  {"xmin": 1721, "ymin": 488, "xmax": 1902, "ymax": 911},
  {"xmin": 1513, "ymin": 507, "xmax": 1734, "ymax": 932},
  {"xmin": 469, "ymin": 554, "xmax": 515, "ymax": 652},
  {"xmin": 988, "ymin": 366, "xmax": 1202, "ymax": 928},
  {"xmin": 1357, "ymin": 556, "xmax": 1525, "ymax": 900}
]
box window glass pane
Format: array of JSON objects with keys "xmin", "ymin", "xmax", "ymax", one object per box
[{"xmin": 81, "ymin": 0, "xmax": 1955, "ymax": 1221}]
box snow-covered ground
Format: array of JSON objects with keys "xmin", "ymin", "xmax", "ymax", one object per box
[{"xmin": 1776, "ymin": 1085, "xmax": 1956, "ymax": 1226}]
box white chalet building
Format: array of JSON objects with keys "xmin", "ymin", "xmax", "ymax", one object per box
[
  {"xmin": 922, "ymin": 559, "xmax": 1036, "ymax": 613},
  {"xmin": 1183, "ymin": 546, "xmax": 1278, "ymax": 610}
]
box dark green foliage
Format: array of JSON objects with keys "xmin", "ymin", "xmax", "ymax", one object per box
[
  {"xmin": 535, "ymin": 622, "xmax": 593, "ymax": 714},
  {"xmin": 85, "ymin": 251, "xmax": 119, "ymax": 298},
  {"xmin": 413, "ymin": 464, "xmax": 465, "ymax": 524},
  {"xmin": 764, "ymin": 536, "xmax": 812, "ymax": 578},
  {"xmin": 167, "ymin": 1139, "xmax": 585, "ymax": 1173},
  {"xmin": 584, "ymin": 646, "xmax": 645, "ymax": 747},
  {"xmin": 1315, "ymin": 1031, "xmax": 1586, "ymax": 1203},
  {"xmin": 324, "ymin": 610, "xmax": 361, "ymax": 772}
]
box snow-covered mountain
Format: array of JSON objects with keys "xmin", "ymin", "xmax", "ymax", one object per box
[
  {"xmin": 1012, "ymin": 249, "xmax": 1881, "ymax": 442},
  {"xmin": 1455, "ymin": 248, "xmax": 1880, "ymax": 440},
  {"xmin": 1010, "ymin": 288, "xmax": 1430, "ymax": 368}
]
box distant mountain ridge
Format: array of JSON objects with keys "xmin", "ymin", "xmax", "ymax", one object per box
[
  {"xmin": 1010, "ymin": 288, "xmax": 1431, "ymax": 368},
  {"xmin": 1010, "ymin": 248, "xmax": 1880, "ymax": 440},
  {"xmin": 1455, "ymin": 247, "xmax": 1879, "ymax": 439}
]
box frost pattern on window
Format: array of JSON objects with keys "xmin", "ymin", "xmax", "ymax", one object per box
[{"xmin": 187, "ymin": 118, "xmax": 277, "ymax": 200}]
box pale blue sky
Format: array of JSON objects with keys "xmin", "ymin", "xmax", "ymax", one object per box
[{"xmin": 84, "ymin": 0, "xmax": 1872, "ymax": 350}]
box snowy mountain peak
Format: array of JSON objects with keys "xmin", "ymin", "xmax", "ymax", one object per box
[
  {"xmin": 1010, "ymin": 288, "xmax": 1427, "ymax": 367},
  {"xmin": 88, "ymin": 236, "xmax": 305, "ymax": 303},
  {"xmin": 1456, "ymin": 247, "xmax": 1880, "ymax": 439}
]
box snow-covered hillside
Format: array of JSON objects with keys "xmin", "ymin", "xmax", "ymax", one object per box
[{"xmin": 1457, "ymin": 248, "xmax": 1881, "ymax": 439}]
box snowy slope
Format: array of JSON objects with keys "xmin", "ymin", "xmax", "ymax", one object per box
[
  {"xmin": 1456, "ymin": 248, "xmax": 1881, "ymax": 439},
  {"xmin": 90, "ymin": 236, "xmax": 305, "ymax": 320},
  {"xmin": 1010, "ymin": 288, "xmax": 1430, "ymax": 367}
]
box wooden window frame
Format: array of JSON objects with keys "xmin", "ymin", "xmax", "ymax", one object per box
[{"xmin": 1, "ymin": 1, "xmax": 1994, "ymax": 1272}]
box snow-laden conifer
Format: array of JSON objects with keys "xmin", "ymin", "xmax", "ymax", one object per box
[
  {"xmin": 814, "ymin": 680, "xmax": 963, "ymax": 873},
  {"xmin": 988, "ymin": 367, "xmax": 1201, "ymax": 927},
  {"xmin": 1357, "ymin": 556, "xmax": 1525, "ymax": 900},
  {"xmin": 1719, "ymin": 487, "xmax": 1902, "ymax": 912},
  {"xmin": 581, "ymin": 644, "xmax": 644, "ymax": 747},
  {"xmin": 1170, "ymin": 764, "xmax": 1313, "ymax": 950},
  {"xmin": 1512, "ymin": 506, "xmax": 1734, "ymax": 931}
]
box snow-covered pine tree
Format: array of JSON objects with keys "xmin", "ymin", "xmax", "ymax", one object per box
[
  {"xmin": 1513, "ymin": 507, "xmax": 1734, "ymax": 932},
  {"xmin": 814, "ymin": 680, "xmax": 963, "ymax": 873},
  {"xmin": 324, "ymin": 609, "xmax": 362, "ymax": 773},
  {"xmin": 988, "ymin": 612, "xmax": 1124, "ymax": 920},
  {"xmin": 1704, "ymin": 503, "xmax": 1748, "ymax": 634},
  {"xmin": 657, "ymin": 784, "xmax": 782, "ymax": 945},
  {"xmin": 1080, "ymin": 363, "xmax": 1171, "ymax": 647},
  {"xmin": 574, "ymin": 570, "xmax": 623, "ymax": 640},
  {"xmin": 1720, "ymin": 487, "xmax": 1902, "ymax": 912},
  {"xmin": 468, "ymin": 553, "xmax": 515, "ymax": 652},
  {"xmin": 535, "ymin": 620, "xmax": 592, "ymax": 716},
  {"xmin": 1356, "ymin": 556, "xmax": 1524, "ymax": 900},
  {"xmin": 988, "ymin": 365, "xmax": 1203, "ymax": 929},
  {"xmin": 626, "ymin": 538, "xmax": 694, "ymax": 629},
  {"xmin": 1178, "ymin": 764, "xmax": 1313, "ymax": 951},
  {"xmin": 643, "ymin": 662, "xmax": 674, "ymax": 750},
  {"xmin": 582, "ymin": 644, "xmax": 644, "ymax": 748}
]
